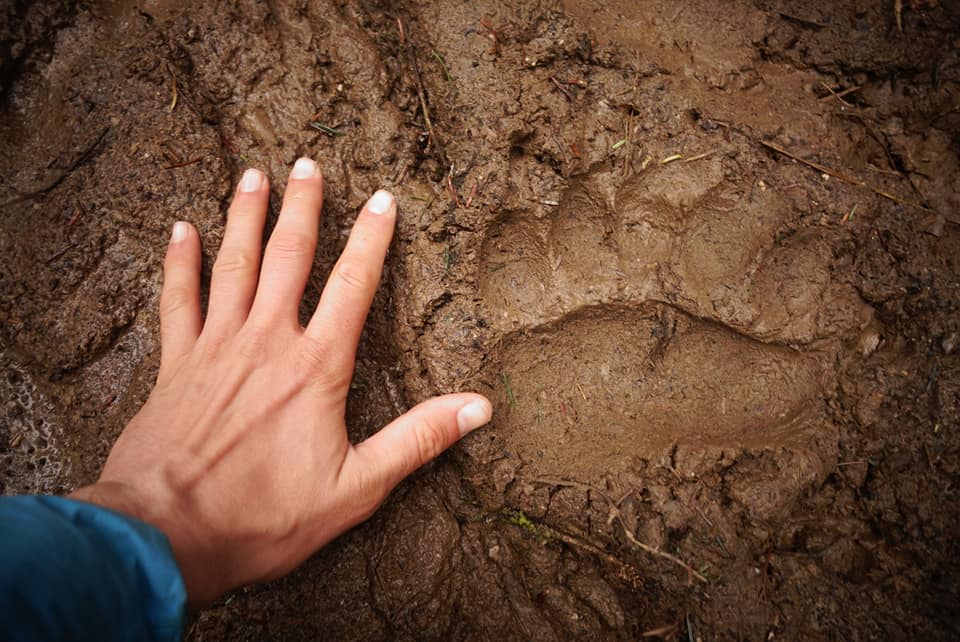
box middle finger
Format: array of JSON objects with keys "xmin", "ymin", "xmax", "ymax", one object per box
[{"xmin": 250, "ymin": 157, "xmax": 324, "ymax": 326}]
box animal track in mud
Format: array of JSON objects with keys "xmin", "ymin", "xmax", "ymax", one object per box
[
  {"xmin": 476, "ymin": 161, "xmax": 847, "ymax": 479},
  {"xmin": 480, "ymin": 160, "xmax": 868, "ymax": 343},
  {"xmin": 490, "ymin": 304, "xmax": 822, "ymax": 477}
]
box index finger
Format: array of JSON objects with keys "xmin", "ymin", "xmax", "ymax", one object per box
[{"xmin": 304, "ymin": 190, "xmax": 396, "ymax": 365}]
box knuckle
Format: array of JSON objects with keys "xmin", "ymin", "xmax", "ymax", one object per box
[
  {"xmin": 196, "ymin": 332, "xmax": 228, "ymax": 362},
  {"xmin": 159, "ymin": 285, "xmax": 194, "ymax": 318},
  {"xmin": 333, "ymin": 259, "xmax": 373, "ymax": 292},
  {"xmin": 414, "ymin": 417, "xmax": 449, "ymax": 467},
  {"xmin": 235, "ymin": 324, "xmax": 272, "ymax": 359},
  {"xmin": 299, "ymin": 347, "xmax": 350, "ymax": 393},
  {"xmin": 212, "ymin": 249, "xmax": 257, "ymax": 276},
  {"xmin": 269, "ymin": 232, "xmax": 314, "ymax": 261},
  {"xmin": 297, "ymin": 337, "xmax": 330, "ymax": 369}
]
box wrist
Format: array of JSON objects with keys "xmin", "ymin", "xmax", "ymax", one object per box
[
  {"xmin": 68, "ymin": 481, "xmax": 219, "ymax": 608},
  {"xmin": 69, "ymin": 481, "xmax": 150, "ymax": 525}
]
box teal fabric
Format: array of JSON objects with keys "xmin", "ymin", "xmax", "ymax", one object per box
[{"xmin": 0, "ymin": 495, "xmax": 187, "ymax": 641}]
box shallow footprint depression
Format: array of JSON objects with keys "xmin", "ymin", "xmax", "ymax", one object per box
[{"xmin": 491, "ymin": 304, "xmax": 825, "ymax": 478}]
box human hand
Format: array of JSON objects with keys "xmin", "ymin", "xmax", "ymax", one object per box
[{"xmin": 69, "ymin": 158, "xmax": 491, "ymax": 607}]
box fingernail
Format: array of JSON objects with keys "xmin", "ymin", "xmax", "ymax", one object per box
[
  {"xmin": 171, "ymin": 221, "xmax": 189, "ymax": 243},
  {"xmin": 291, "ymin": 157, "xmax": 318, "ymax": 179},
  {"xmin": 239, "ymin": 168, "xmax": 264, "ymax": 192},
  {"xmin": 367, "ymin": 190, "xmax": 393, "ymax": 215},
  {"xmin": 456, "ymin": 398, "xmax": 492, "ymax": 436}
]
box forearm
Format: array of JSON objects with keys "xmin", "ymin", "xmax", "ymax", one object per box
[{"xmin": 0, "ymin": 495, "xmax": 187, "ymax": 642}]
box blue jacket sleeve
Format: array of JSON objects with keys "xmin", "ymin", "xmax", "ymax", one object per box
[{"xmin": 0, "ymin": 495, "xmax": 187, "ymax": 642}]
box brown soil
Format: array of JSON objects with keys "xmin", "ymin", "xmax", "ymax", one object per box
[{"xmin": 2, "ymin": 0, "xmax": 959, "ymax": 639}]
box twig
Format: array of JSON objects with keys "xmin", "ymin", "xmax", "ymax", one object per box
[
  {"xmin": 683, "ymin": 150, "xmax": 717, "ymax": 163},
  {"xmin": 164, "ymin": 157, "xmax": 203, "ymax": 170},
  {"xmin": 501, "ymin": 372, "xmax": 516, "ymax": 405},
  {"xmin": 465, "ymin": 182, "xmax": 479, "ymax": 207},
  {"xmin": 622, "ymin": 75, "xmax": 637, "ymax": 177},
  {"xmin": 550, "ymin": 76, "xmax": 573, "ymax": 102},
  {"xmin": 548, "ymin": 131, "xmax": 570, "ymax": 166},
  {"xmin": 618, "ymin": 518, "xmax": 707, "ymax": 583},
  {"xmin": 818, "ymin": 81, "xmax": 853, "ymax": 107},
  {"xmin": 309, "ymin": 121, "xmax": 345, "ymax": 137},
  {"xmin": 67, "ymin": 201, "xmax": 83, "ymax": 226},
  {"xmin": 502, "ymin": 509, "xmax": 641, "ymax": 588},
  {"xmin": 447, "ymin": 167, "xmax": 461, "ymax": 206},
  {"xmin": 779, "ymin": 12, "xmax": 827, "ymax": 29},
  {"xmin": 397, "ymin": 18, "xmax": 446, "ymax": 165},
  {"xmin": 0, "ymin": 127, "xmax": 110, "ymax": 207},
  {"xmin": 480, "ymin": 19, "xmax": 501, "ymax": 56},
  {"xmin": 165, "ymin": 61, "xmax": 179, "ymax": 112},
  {"xmin": 759, "ymin": 139, "xmax": 936, "ymax": 214},
  {"xmin": 46, "ymin": 243, "xmax": 75, "ymax": 265},
  {"xmin": 431, "ymin": 50, "xmax": 453, "ymax": 82},
  {"xmin": 837, "ymin": 111, "xmax": 901, "ymax": 177},
  {"xmin": 830, "ymin": 85, "xmax": 862, "ymax": 100},
  {"xmin": 532, "ymin": 478, "xmax": 707, "ymax": 583},
  {"xmin": 841, "ymin": 203, "xmax": 858, "ymax": 223},
  {"xmin": 642, "ymin": 623, "xmax": 679, "ymax": 638}
]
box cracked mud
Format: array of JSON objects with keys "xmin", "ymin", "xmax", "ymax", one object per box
[{"xmin": 2, "ymin": 0, "xmax": 959, "ymax": 639}]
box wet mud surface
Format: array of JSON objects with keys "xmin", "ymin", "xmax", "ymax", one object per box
[{"xmin": 3, "ymin": 1, "xmax": 960, "ymax": 639}]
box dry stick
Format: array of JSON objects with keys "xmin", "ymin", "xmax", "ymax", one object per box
[
  {"xmin": 837, "ymin": 111, "xmax": 901, "ymax": 176},
  {"xmin": 165, "ymin": 61, "xmax": 179, "ymax": 112},
  {"xmin": 0, "ymin": 127, "xmax": 110, "ymax": 207},
  {"xmin": 818, "ymin": 81, "xmax": 852, "ymax": 107},
  {"xmin": 837, "ymin": 110, "xmax": 931, "ymax": 208},
  {"xmin": 641, "ymin": 623, "xmax": 679, "ymax": 638},
  {"xmin": 550, "ymin": 76, "xmax": 573, "ymax": 102},
  {"xmin": 479, "ymin": 19, "xmax": 501, "ymax": 56},
  {"xmin": 465, "ymin": 182, "xmax": 479, "ymax": 207},
  {"xmin": 533, "ymin": 477, "xmax": 708, "ymax": 583},
  {"xmin": 397, "ymin": 18, "xmax": 447, "ymax": 167},
  {"xmin": 164, "ymin": 157, "xmax": 202, "ymax": 170},
  {"xmin": 683, "ymin": 150, "xmax": 717, "ymax": 164},
  {"xmin": 446, "ymin": 170, "xmax": 461, "ymax": 206},
  {"xmin": 519, "ymin": 515, "xmax": 641, "ymax": 584},
  {"xmin": 818, "ymin": 83, "xmax": 861, "ymax": 104},
  {"xmin": 758, "ymin": 140, "xmax": 934, "ymax": 213}
]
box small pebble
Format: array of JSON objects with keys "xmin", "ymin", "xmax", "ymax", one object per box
[{"xmin": 942, "ymin": 332, "xmax": 958, "ymax": 355}]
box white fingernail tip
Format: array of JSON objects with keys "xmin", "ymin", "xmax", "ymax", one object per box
[
  {"xmin": 239, "ymin": 168, "xmax": 264, "ymax": 192},
  {"xmin": 291, "ymin": 157, "xmax": 318, "ymax": 179},
  {"xmin": 367, "ymin": 190, "xmax": 394, "ymax": 215},
  {"xmin": 457, "ymin": 398, "xmax": 492, "ymax": 436},
  {"xmin": 171, "ymin": 221, "xmax": 189, "ymax": 243}
]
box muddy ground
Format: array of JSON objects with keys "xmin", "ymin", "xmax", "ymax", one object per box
[{"xmin": 2, "ymin": 0, "xmax": 960, "ymax": 639}]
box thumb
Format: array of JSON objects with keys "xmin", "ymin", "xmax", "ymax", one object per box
[{"xmin": 344, "ymin": 393, "xmax": 492, "ymax": 498}]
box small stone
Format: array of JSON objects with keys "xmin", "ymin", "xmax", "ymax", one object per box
[
  {"xmin": 857, "ymin": 324, "xmax": 882, "ymax": 356},
  {"xmin": 942, "ymin": 332, "xmax": 958, "ymax": 355},
  {"xmin": 923, "ymin": 214, "xmax": 946, "ymax": 237}
]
